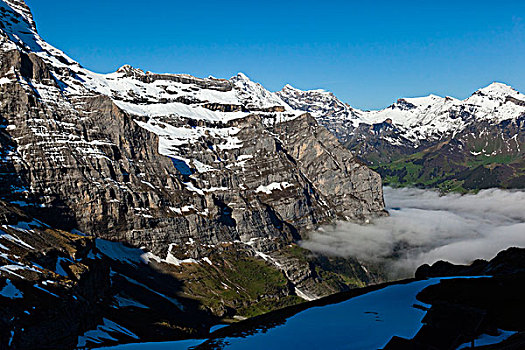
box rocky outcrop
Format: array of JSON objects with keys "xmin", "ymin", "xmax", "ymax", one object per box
[
  {"xmin": 0, "ymin": 201, "xmax": 219, "ymax": 349},
  {"xmin": 277, "ymin": 84, "xmax": 362, "ymax": 145},
  {"xmin": 415, "ymin": 247, "xmax": 525, "ymax": 279}
]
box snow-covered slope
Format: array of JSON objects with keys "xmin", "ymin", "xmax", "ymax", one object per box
[
  {"xmin": 0, "ymin": 1, "xmax": 307, "ymax": 208},
  {"xmin": 279, "ymin": 82, "xmax": 525, "ymax": 147},
  {"xmin": 278, "ymin": 84, "xmax": 362, "ymax": 143},
  {"xmin": 0, "ymin": 0, "xmax": 386, "ymax": 242},
  {"xmin": 362, "ymin": 82, "xmax": 524, "ymax": 141},
  {"xmin": 0, "ymin": 0, "xmax": 305, "ymax": 172},
  {"xmin": 3, "ymin": 0, "xmax": 524, "ymax": 157},
  {"xmin": 0, "ymin": 0, "xmax": 295, "ymax": 114},
  {"xmin": 278, "ymin": 82, "xmax": 525, "ymax": 190}
]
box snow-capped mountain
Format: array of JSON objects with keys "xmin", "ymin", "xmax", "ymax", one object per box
[
  {"xmin": 278, "ymin": 84, "xmax": 362, "ymax": 143},
  {"xmin": 279, "ymin": 82, "xmax": 525, "ymax": 146},
  {"xmin": 0, "ymin": 0, "xmax": 383, "ymax": 226},
  {"xmin": 0, "ymin": 1, "xmax": 386, "ymax": 347},
  {"xmin": 278, "ymin": 82, "xmax": 525, "ymax": 191}
]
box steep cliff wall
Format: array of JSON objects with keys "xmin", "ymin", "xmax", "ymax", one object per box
[{"xmin": 0, "ymin": 1, "xmax": 386, "ymax": 347}]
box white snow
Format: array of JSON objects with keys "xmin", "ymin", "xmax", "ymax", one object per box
[
  {"xmin": 117, "ymin": 101, "xmax": 246, "ymax": 122},
  {"xmin": 245, "ymin": 238, "xmax": 283, "ymax": 268},
  {"xmin": 117, "ymin": 273, "xmax": 183, "ymax": 310},
  {"xmin": 0, "ymin": 230, "xmax": 34, "ymax": 250},
  {"xmin": 8, "ymin": 220, "xmax": 46, "ymax": 231},
  {"xmin": 0, "ymin": 263, "xmax": 41, "ymax": 278},
  {"xmin": 8, "ymin": 331, "xmax": 14, "ymax": 346},
  {"xmin": 255, "ymin": 182, "xmax": 294, "ymax": 194},
  {"xmin": 95, "ymin": 239, "xmax": 151, "ymax": 266},
  {"xmin": 101, "ymin": 338, "xmax": 205, "ymax": 349},
  {"xmin": 169, "ymin": 205, "xmax": 194, "ymax": 215},
  {"xmin": 32, "ymin": 283, "xmax": 59, "ymax": 297},
  {"xmin": 54, "ymin": 257, "xmax": 69, "ymax": 277},
  {"xmin": 133, "ymin": 117, "xmax": 244, "ymax": 175},
  {"xmin": 294, "ymin": 287, "xmax": 316, "ymax": 301},
  {"xmin": 183, "ymin": 181, "xmax": 205, "ymax": 196},
  {"xmin": 0, "ymin": 0, "xmax": 313, "ymax": 195},
  {"xmin": 231, "ymin": 72, "xmax": 295, "ymax": 111},
  {"xmin": 113, "ymin": 294, "xmax": 150, "ymax": 309},
  {"xmin": 237, "ymin": 154, "xmax": 253, "ymax": 161},
  {"xmin": 0, "ymin": 279, "xmax": 23, "ymax": 299},
  {"xmin": 279, "ymin": 82, "xmax": 525, "ymax": 146},
  {"xmin": 164, "ymin": 251, "xmax": 198, "ymax": 266},
  {"xmin": 96, "ymin": 238, "xmax": 206, "ymax": 271},
  {"xmin": 209, "ymin": 324, "xmax": 229, "ymax": 333}
]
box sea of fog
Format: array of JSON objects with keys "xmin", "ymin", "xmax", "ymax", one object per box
[{"xmin": 300, "ymin": 187, "xmax": 525, "ymax": 278}]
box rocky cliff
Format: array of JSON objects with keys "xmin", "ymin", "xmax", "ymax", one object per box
[
  {"xmin": 0, "ymin": 1, "xmax": 385, "ymax": 347},
  {"xmin": 0, "ymin": 0, "xmax": 384, "ymax": 247},
  {"xmin": 0, "ymin": 200, "xmax": 223, "ymax": 349}
]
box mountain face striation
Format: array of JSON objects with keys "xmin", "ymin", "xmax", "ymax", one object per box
[
  {"xmin": 0, "ymin": 1, "xmax": 386, "ymax": 348},
  {"xmin": 278, "ymin": 83, "xmax": 525, "ymax": 191}
]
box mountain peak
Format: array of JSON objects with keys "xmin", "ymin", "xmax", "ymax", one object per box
[
  {"xmin": 282, "ymin": 84, "xmax": 299, "ymax": 91},
  {"xmin": 280, "ymin": 84, "xmax": 335, "ymax": 99},
  {"xmin": 116, "ymin": 64, "xmax": 145, "ymax": 77},
  {"xmin": 1, "ymin": 0, "xmax": 35, "ymax": 30},
  {"xmin": 3, "ymin": 1, "xmax": 33, "ymax": 22},
  {"xmin": 230, "ymin": 72, "xmax": 258, "ymax": 87},
  {"xmin": 400, "ymin": 94, "xmax": 445, "ymax": 108},
  {"xmin": 0, "ymin": 0, "xmax": 42, "ymax": 52},
  {"xmin": 234, "ymin": 72, "xmax": 251, "ymax": 81},
  {"xmin": 475, "ymin": 82, "xmax": 517, "ymax": 97}
]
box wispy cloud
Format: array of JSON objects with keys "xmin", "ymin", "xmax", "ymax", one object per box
[{"xmin": 300, "ymin": 187, "xmax": 525, "ymax": 278}]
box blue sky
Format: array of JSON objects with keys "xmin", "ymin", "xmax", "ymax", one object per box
[{"xmin": 25, "ymin": 0, "xmax": 525, "ymax": 109}]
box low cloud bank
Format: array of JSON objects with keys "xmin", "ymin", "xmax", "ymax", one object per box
[{"xmin": 300, "ymin": 187, "xmax": 525, "ymax": 278}]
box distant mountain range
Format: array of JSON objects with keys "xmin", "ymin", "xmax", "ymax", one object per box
[{"xmin": 279, "ymin": 82, "xmax": 525, "ymax": 191}]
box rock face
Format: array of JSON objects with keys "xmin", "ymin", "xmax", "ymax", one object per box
[
  {"xmin": 0, "ymin": 1, "xmax": 385, "ymax": 347},
  {"xmin": 278, "ymin": 83, "xmax": 525, "ymax": 191},
  {"xmin": 0, "ymin": 2, "xmax": 384, "ymax": 254},
  {"xmin": 277, "ymin": 84, "xmax": 362, "ymax": 145},
  {"xmin": 0, "ymin": 1, "xmax": 384, "ymax": 251}
]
